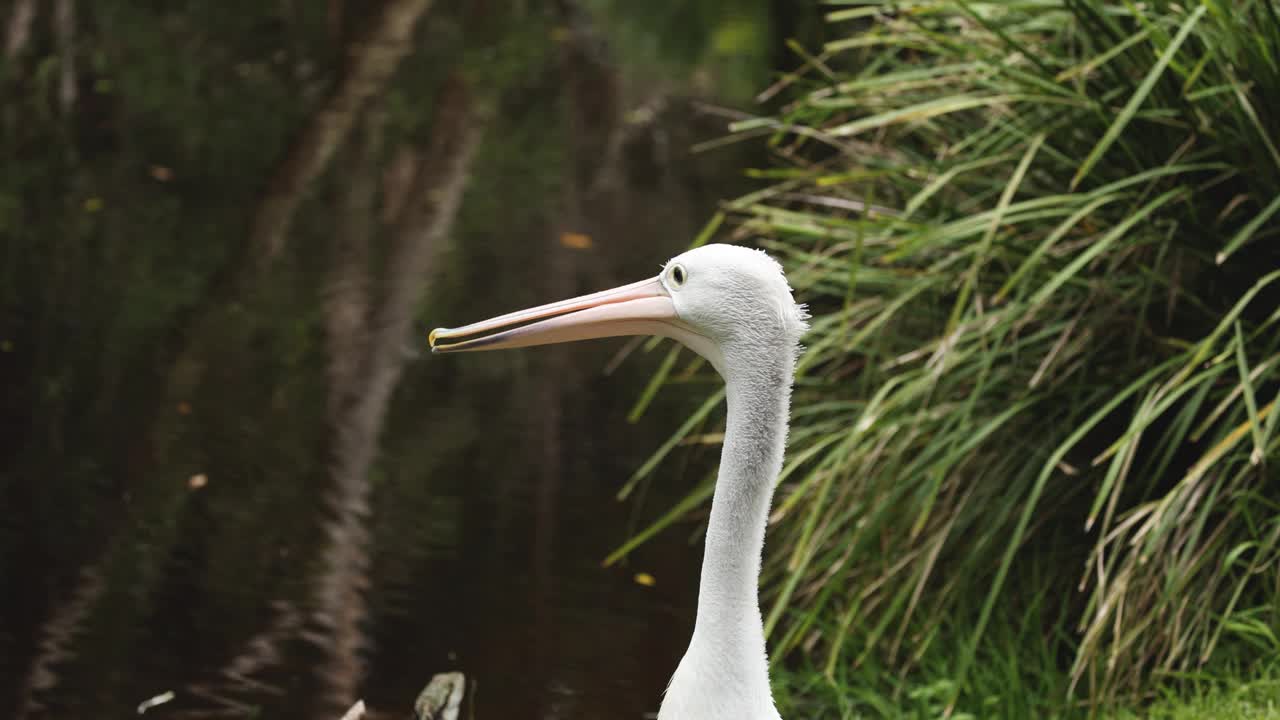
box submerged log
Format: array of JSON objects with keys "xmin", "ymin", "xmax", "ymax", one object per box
[{"xmin": 412, "ymin": 673, "xmax": 466, "ymax": 720}]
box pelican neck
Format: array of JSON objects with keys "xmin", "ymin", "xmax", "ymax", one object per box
[{"xmin": 690, "ymin": 346, "xmax": 794, "ymax": 676}]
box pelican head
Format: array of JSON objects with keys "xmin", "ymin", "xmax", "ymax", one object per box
[
  {"xmin": 432, "ymin": 243, "xmax": 803, "ymax": 719},
  {"xmin": 429, "ymin": 244, "xmax": 806, "ymax": 374}
]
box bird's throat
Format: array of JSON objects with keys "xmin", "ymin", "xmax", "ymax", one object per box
[{"xmin": 687, "ymin": 349, "xmax": 795, "ymax": 690}]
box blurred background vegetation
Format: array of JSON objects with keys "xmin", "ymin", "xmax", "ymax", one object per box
[
  {"xmin": 0, "ymin": 0, "xmax": 815, "ymax": 717},
  {"xmin": 1, "ymin": 0, "xmax": 1278, "ymax": 719}
]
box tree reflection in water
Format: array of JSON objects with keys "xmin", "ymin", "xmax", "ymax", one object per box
[{"xmin": 0, "ymin": 1, "xmax": 781, "ymax": 717}]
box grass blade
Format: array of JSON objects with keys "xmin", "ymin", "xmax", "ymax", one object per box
[{"xmin": 1071, "ymin": 5, "xmax": 1207, "ymax": 189}]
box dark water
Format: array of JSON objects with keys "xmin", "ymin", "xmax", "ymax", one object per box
[
  {"xmin": 0, "ymin": 3, "xmax": 770, "ymax": 708},
  {"xmin": 361, "ymin": 377, "xmax": 710, "ymax": 719},
  {"xmin": 0, "ymin": 92, "xmax": 748, "ymax": 717},
  {"xmin": 1, "ymin": 338, "xmax": 721, "ymax": 720}
]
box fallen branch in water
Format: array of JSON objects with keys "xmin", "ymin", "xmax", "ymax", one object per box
[
  {"xmin": 413, "ymin": 673, "xmax": 466, "ymax": 720},
  {"xmin": 336, "ymin": 673, "xmax": 465, "ymax": 720}
]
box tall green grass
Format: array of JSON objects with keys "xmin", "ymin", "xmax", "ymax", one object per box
[{"xmin": 627, "ymin": 0, "xmax": 1280, "ymax": 714}]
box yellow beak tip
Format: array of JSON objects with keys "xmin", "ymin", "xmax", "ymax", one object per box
[{"xmin": 428, "ymin": 328, "xmax": 443, "ymax": 347}]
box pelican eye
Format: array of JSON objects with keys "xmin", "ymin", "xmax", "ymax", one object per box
[{"xmin": 669, "ymin": 263, "xmax": 688, "ymax": 288}]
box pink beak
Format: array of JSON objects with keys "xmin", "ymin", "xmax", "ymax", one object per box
[{"xmin": 429, "ymin": 276, "xmax": 684, "ymax": 353}]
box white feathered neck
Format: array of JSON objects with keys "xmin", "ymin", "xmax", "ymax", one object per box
[{"xmin": 657, "ymin": 340, "xmax": 795, "ymax": 720}]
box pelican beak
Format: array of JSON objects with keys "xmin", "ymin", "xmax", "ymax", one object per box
[{"xmin": 429, "ymin": 276, "xmax": 681, "ymax": 353}]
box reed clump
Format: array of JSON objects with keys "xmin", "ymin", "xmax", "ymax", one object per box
[{"xmin": 632, "ymin": 1, "xmax": 1280, "ymax": 714}]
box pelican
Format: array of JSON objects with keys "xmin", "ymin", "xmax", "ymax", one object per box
[{"xmin": 430, "ymin": 244, "xmax": 806, "ymax": 720}]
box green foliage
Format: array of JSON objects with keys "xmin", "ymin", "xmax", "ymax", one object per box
[
  {"xmin": 634, "ymin": 0, "xmax": 1280, "ymax": 713},
  {"xmin": 583, "ymin": 0, "xmax": 777, "ymax": 99},
  {"xmin": 1109, "ymin": 661, "xmax": 1280, "ymax": 719}
]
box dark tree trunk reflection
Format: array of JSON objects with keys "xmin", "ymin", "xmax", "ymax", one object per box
[{"xmin": 313, "ymin": 74, "xmax": 487, "ymax": 714}]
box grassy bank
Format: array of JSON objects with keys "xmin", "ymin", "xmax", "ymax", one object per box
[
  {"xmin": 1111, "ymin": 663, "xmax": 1280, "ymax": 719},
  {"xmin": 633, "ymin": 0, "xmax": 1280, "ymax": 716}
]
